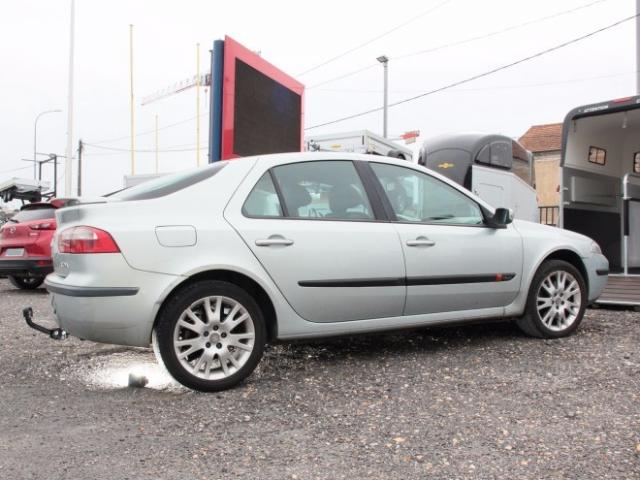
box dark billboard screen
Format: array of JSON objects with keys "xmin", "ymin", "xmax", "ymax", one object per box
[
  {"xmin": 215, "ymin": 36, "xmax": 305, "ymax": 161},
  {"xmin": 232, "ymin": 59, "xmax": 302, "ymax": 157}
]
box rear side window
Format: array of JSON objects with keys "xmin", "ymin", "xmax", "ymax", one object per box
[
  {"xmin": 12, "ymin": 207, "xmax": 55, "ymax": 223},
  {"xmin": 112, "ymin": 162, "xmax": 227, "ymax": 200},
  {"xmin": 271, "ymin": 161, "xmax": 374, "ymax": 220},
  {"xmin": 243, "ymin": 173, "xmax": 283, "ymax": 217}
]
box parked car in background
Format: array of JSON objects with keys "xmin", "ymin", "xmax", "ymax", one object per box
[
  {"xmin": 0, "ymin": 200, "xmax": 66, "ymax": 289},
  {"xmin": 40, "ymin": 153, "xmax": 608, "ymax": 391}
]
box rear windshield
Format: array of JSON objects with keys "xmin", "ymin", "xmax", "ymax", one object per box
[
  {"xmin": 11, "ymin": 207, "xmax": 56, "ymax": 223},
  {"xmin": 111, "ymin": 162, "xmax": 227, "ymax": 201}
]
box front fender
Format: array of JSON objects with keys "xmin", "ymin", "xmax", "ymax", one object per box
[{"xmin": 504, "ymin": 245, "xmax": 587, "ymax": 317}]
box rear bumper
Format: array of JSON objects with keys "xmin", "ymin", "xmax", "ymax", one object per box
[
  {"xmin": 0, "ymin": 258, "xmax": 52, "ymax": 277},
  {"xmin": 45, "ymin": 267, "xmax": 179, "ymax": 348},
  {"xmin": 45, "ymin": 281, "xmax": 138, "ymax": 297}
]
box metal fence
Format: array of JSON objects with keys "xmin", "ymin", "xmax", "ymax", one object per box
[{"xmin": 539, "ymin": 206, "xmax": 559, "ymax": 226}]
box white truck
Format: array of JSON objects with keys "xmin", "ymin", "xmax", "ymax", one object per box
[
  {"xmin": 0, "ymin": 178, "xmax": 51, "ymax": 203},
  {"xmin": 418, "ymin": 132, "xmax": 538, "ymax": 222},
  {"xmin": 305, "ymin": 130, "xmax": 413, "ymax": 161}
]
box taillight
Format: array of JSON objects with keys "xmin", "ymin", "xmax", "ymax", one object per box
[
  {"xmin": 58, "ymin": 226, "xmax": 120, "ymax": 254},
  {"xmin": 30, "ymin": 222, "xmax": 56, "ymax": 230}
]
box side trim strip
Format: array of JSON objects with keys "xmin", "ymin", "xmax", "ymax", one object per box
[
  {"xmin": 407, "ymin": 273, "xmax": 516, "ymax": 286},
  {"xmin": 298, "ymin": 273, "xmax": 516, "ymax": 288},
  {"xmin": 45, "ymin": 282, "xmax": 139, "ymax": 298},
  {"xmin": 298, "ymin": 277, "xmax": 404, "ymax": 288}
]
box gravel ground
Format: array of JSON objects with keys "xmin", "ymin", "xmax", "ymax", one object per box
[{"xmin": 0, "ymin": 278, "xmax": 638, "ymax": 479}]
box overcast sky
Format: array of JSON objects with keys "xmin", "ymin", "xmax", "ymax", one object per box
[{"xmin": 0, "ymin": 0, "xmax": 636, "ymax": 198}]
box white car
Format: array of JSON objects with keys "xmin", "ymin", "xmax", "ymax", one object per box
[{"xmin": 41, "ymin": 153, "xmax": 608, "ymax": 391}]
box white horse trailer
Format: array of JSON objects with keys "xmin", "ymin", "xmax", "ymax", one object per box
[{"xmin": 560, "ymin": 95, "xmax": 640, "ymax": 306}]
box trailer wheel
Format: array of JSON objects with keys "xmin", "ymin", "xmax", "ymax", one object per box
[{"xmin": 516, "ymin": 260, "xmax": 586, "ymax": 338}]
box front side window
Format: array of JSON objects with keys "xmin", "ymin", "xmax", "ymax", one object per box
[
  {"xmin": 242, "ymin": 172, "xmax": 283, "ymax": 217},
  {"xmin": 271, "ymin": 161, "xmax": 374, "ymax": 220},
  {"xmin": 371, "ymin": 163, "xmax": 484, "ymax": 225}
]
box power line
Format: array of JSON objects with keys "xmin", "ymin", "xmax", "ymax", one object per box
[
  {"xmin": 308, "ymin": 64, "xmax": 379, "ymax": 89},
  {"xmin": 87, "ymin": 112, "xmax": 208, "ymax": 146},
  {"xmin": 83, "ymin": 142, "xmax": 206, "ymax": 154},
  {"xmin": 394, "ymin": 0, "xmax": 611, "ymax": 62},
  {"xmin": 306, "ymin": 0, "xmax": 612, "ymax": 90},
  {"xmin": 305, "ymin": 13, "xmax": 638, "ymax": 131},
  {"xmin": 314, "ymin": 70, "xmax": 638, "ymax": 94},
  {"xmin": 0, "ymin": 165, "xmax": 32, "ymax": 175},
  {"xmin": 296, "ymin": 0, "xmax": 453, "ymax": 77}
]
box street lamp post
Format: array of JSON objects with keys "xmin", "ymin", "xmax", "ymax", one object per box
[
  {"xmin": 377, "ymin": 55, "xmax": 389, "ymax": 138},
  {"xmin": 33, "ymin": 109, "xmax": 62, "ymax": 179}
]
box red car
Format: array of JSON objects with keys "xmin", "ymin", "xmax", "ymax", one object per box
[{"xmin": 0, "ymin": 200, "xmax": 65, "ymax": 289}]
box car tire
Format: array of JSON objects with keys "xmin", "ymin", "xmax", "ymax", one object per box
[
  {"xmin": 516, "ymin": 260, "xmax": 587, "ymax": 339},
  {"xmin": 154, "ymin": 280, "xmax": 266, "ymax": 392},
  {"xmin": 8, "ymin": 275, "xmax": 45, "ymax": 290}
]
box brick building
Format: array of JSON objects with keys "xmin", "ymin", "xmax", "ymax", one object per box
[{"xmin": 519, "ymin": 123, "xmax": 562, "ymax": 224}]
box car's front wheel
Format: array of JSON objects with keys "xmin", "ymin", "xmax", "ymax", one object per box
[
  {"xmin": 8, "ymin": 275, "xmax": 44, "ymax": 290},
  {"xmin": 516, "ymin": 260, "xmax": 587, "ymax": 338},
  {"xmin": 153, "ymin": 280, "xmax": 266, "ymax": 392}
]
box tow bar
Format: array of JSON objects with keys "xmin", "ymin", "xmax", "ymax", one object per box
[{"xmin": 22, "ymin": 307, "xmax": 68, "ymax": 340}]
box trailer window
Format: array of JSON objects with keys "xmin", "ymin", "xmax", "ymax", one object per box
[
  {"xmin": 588, "ymin": 147, "xmax": 606, "ymax": 166},
  {"xmin": 634, "ymin": 152, "xmax": 640, "ymax": 174}
]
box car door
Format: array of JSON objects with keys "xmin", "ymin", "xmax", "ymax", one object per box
[
  {"xmin": 225, "ymin": 158, "xmax": 406, "ymax": 323},
  {"xmin": 368, "ymin": 162, "xmax": 523, "ymax": 316}
]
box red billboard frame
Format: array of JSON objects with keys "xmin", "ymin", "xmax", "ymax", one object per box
[{"xmin": 221, "ymin": 35, "xmax": 305, "ymax": 160}]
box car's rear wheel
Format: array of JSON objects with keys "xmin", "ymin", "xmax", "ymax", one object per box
[
  {"xmin": 8, "ymin": 275, "xmax": 44, "ymax": 290},
  {"xmin": 153, "ymin": 280, "xmax": 266, "ymax": 392},
  {"xmin": 516, "ymin": 260, "xmax": 586, "ymax": 338}
]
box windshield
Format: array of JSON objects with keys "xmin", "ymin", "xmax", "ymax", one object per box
[{"xmin": 111, "ymin": 162, "xmax": 227, "ymax": 201}]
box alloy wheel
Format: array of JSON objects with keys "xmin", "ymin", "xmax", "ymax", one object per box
[
  {"xmin": 536, "ymin": 270, "xmax": 582, "ymax": 332},
  {"xmin": 173, "ymin": 296, "xmax": 255, "ymax": 381}
]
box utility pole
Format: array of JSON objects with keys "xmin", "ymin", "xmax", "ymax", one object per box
[
  {"xmin": 77, "ymin": 139, "xmax": 83, "ymax": 196},
  {"xmin": 34, "ymin": 109, "xmax": 61, "ymax": 180},
  {"xmin": 377, "ymin": 55, "xmax": 389, "ymax": 138},
  {"xmin": 64, "ymin": 0, "xmax": 75, "ymax": 196},
  {"xmin": 637, "ymin": 0, "xmax": 639, "ymax": 94},
  {"xmin": 130, "ymin": 24, "xmax": 135, "ymax": 175},
  {"xmin": 155, "ymin": 114, "xmax": 159, "ymax": 173},
  {"xmin": 196, "ymin": 43, "xmax": 201, "ymax": 166},
  {"xmin": 52, "ymin": 154, "xmax": 58, "ymax": 198}
]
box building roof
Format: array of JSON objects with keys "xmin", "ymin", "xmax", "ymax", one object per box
[{"xmin": 518, "ymin": 123, "xmax": 562, "ymax": 153}]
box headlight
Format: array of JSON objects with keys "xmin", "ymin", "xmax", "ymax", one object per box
[{"xmin": 590, "ymin": 241, "xmax": 602, "ymax": 255}]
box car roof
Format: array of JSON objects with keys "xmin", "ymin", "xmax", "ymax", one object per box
[{"xmin": 253, "ymin": 151, "xmax": 415, "ymax": 167}]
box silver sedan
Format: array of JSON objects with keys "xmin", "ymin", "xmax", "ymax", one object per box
[{"xmin": 44, "ymin": 153, "xmax": 608, "ymax": 391}]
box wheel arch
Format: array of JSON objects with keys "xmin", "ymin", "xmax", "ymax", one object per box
[
  {"xmin": 538, "ymin": 248, "xmax": 589, "ymax": 292},
  {"xmin": 153, "ymin": 269, "xmax": 278, "ymax": 342}
]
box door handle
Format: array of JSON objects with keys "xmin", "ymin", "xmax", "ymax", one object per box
[
  {"xmin": 406, "ymin": 237, "xmax": 436, "ymax": 247},
  {"xmin": 255, "ymin": 236, "xmax": 294, "ymax": 247}
]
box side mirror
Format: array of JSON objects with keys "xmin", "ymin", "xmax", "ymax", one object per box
[{"xmin": 488, "ymin": 207, "xmax": 513, "ymax": 229}]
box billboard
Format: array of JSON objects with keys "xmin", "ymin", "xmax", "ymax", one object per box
[{"xmin": 209, "ymin": 36, "xmax": 305, "ymax": 161}]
